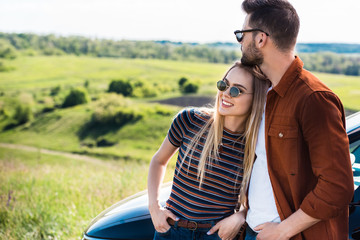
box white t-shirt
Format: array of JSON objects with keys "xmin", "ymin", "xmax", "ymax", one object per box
[{"xmin": 246, "ymin": 90, "xmax": 281, "ymax": 231}]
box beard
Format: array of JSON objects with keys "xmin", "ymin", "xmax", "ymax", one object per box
[{"xmin": 241, "ymin": 41, "xmax": 264, "ymax": 66}]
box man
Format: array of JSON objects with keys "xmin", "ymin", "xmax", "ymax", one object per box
[{"xmin": 236, "ymin": 0, "xmax": 354, "ymax": 239}]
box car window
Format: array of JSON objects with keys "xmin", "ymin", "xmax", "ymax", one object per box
[{"xmin": 350, "ymin": 130, "xmax": 360, "ymax": 188}]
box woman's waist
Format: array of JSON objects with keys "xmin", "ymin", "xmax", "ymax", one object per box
[{"xmin": 166, "ymin": 200, "xmax": 235, "ymax": 221}]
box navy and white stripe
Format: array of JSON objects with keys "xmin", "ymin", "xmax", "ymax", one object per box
[{"xmin": 166, "ymin": 109, "xmax": 245, "ymax": 220}]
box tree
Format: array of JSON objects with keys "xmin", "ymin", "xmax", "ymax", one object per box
[
  {"xmin": 178, "ymin": 77, "xmax": 188, "ymax": 87},
  {"xmin": 182, "ymin": 83, "xmax": 199, "ymax": 94},
  {"xmin": 108, "ymin": 79, "xmax": 133, "ymax": 97},
  {"xmin": 0, "ymin": 39, "xmax": 17, "ymax": 59},
  {"xmin": 62, "ymin": 88, "xmax": 90, "ymax": 108}
]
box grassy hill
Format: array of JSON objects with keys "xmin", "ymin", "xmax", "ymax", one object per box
[
  {"xmin": 0, "ymin": 56, "xmax": 230, "ymax": 162},
  {"xmin": 0, "ymin": 56, "xmax": 359, "ymax": 162}
]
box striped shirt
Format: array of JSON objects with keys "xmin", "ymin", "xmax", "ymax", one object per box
[{"xmin": 166, "ymin": 109, "xmax": 245, "ymax": 221}]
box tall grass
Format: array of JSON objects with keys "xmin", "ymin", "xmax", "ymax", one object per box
[{"xmin": 0, "ymin": 147, "xmax": 175, "ymax": 239}]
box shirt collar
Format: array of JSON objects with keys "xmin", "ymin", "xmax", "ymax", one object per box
[{"xmin": 272, "ymin": 56, "xmax": 303, "ymax": 97}]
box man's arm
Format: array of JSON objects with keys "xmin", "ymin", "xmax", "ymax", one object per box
[
  {"xmin": 254, "ymin": 209, "xmax": 320, "ymax": 240},
  {"xmin": 299, "ymin": 91, "xmax": 353, "ymax": 219}
]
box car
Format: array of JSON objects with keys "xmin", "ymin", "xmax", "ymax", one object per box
[{"xmin": 82, "ymin": 111, "xmax": 360, "ymax": 240}]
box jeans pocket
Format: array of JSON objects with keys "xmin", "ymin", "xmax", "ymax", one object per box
[{"xmin": 154, "ymin": 227, "xmax": 172, "ymax": 239}]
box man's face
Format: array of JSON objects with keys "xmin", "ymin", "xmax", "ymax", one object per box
[{"xmin": 240, "ymin": 15, "xmax": 264, "ymax": 66}]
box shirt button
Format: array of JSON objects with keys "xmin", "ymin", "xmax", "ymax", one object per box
[{"xmin": 279, "ymin": 132, "xmax": 284, "ymax": 138}]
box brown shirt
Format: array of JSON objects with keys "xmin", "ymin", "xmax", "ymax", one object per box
[{"xmin": 265, "ymin": 56, "xmax": 354, "ymax": 239}]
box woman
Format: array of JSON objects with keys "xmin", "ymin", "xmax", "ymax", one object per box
[{"xmin": 148, "ymin": 62, "xmax": 269, "ymax": 240}]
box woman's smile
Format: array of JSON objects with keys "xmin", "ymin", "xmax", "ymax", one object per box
[{"xmin": 221, "ymin": 99, "xmax": 234, "ymax": 108}]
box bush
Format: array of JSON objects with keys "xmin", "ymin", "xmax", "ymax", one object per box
[
  {"xmin": 0, "ymin": 61, "xmax": 15, "ymax": 72},
  {"xmin": 42, "ymin": 48, "xmax": 64, "ymax": 56},
  {"xmin": 12, "ymin": 93, "xmax": 35, "ymax": 125},
  {"xmin": 153, "ymin": 105, "xmax": 173, "ymax": 116},
  {"xmin": 84, "ymin": 80, "xmax": 90, "ymax": 88},
  {"xmin": 178, "ymin": 77, "xmax": 188, "ymax": 92},
  {"xmin": 96, "ymin": 137, "xmax": 116, "ymax": 147},
  {"xmin": 132, "ymin": 80, "xmax": 158, "ymax": 98},
  {"xmin": 91, "ymin": 94, "xmax": 128, "ymax": 123},
  {"xmin": 92, "ymin": 94, "xmax": 143, "ymax": 127},
  {"xmin": 62, "ymin": 88, "xmax": 90, "ymax": 108},
  {"xmin": 345, "ymin": 65, "xmax": 360, "ymax": 76},
  {"xmin": 42, "ymin": 97, "xmax": 55, "ymax": 112},
  {"xmin": 92, "ymin": 106, "xmax": 143, "ymax": 127},
  {"xmin": 178, "ymin": 77, "xmax": 188, "ymax": 87},
  {"xmin": 108, "ymin": 79, "xmax": 133, "ymax": 96},
  {"xmin": 0, "ymin": 101, "xmax": 9, "ymax": 120},
  {"xmin": 182, "ymin": 82, "xmax": 199, "ymax": 94},
  {"xmin": 0, "ymin": 40, "xmax": 17, "ymax": 59},
  {"xmin": 13, "ymin": 103, "xmax": 33, "ymax": 124},
  {"xmin": 113, "ymin": 108, "xmax": 143, "ymax": 126},
  {"xmin": 50, "ymin": 85, "xmax": 61, "ymax": 96},
  {"xmin": 23, "ymin": 48, "xmax": 38, "ymax": 56}
]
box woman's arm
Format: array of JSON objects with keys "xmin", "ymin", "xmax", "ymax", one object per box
[{"xmin": 148, "ymin": 136, "xmax": 179, "ymax": 233}]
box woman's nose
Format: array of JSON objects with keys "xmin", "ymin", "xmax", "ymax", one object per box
[{"xmin": 223, "ymin": 87, "xmax": 232, "ymax": 98}]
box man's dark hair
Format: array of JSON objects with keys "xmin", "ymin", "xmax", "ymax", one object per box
[{"xmin": 242, "ymin": 0, "xmax": 300, "ymax": 51}]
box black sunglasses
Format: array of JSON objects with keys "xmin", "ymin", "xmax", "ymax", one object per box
[
  {"xmin": 234, "ymin": 29, "xmax": 270, "ymax": 43},
  {"xmin": 217, "ymin": 80, "xmax": 253, "ymax": 98}
]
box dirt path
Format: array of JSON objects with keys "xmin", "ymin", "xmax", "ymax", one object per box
[{"xmin": 0, "ymin": 142, "xmax": 107, "ymax": 166}]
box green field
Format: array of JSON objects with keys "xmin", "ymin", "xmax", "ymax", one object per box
[
  {"xmin": 1, "ymin": 56, "xmax": 359, "ymax": 108},
  {"xmin": 0, "ymin": 56, "xmax": 231, "ymax": 161},
  {"xmin": 0, "ymin": 55, "xmax": 359, "ymax": 239},
  {"xmin": 0, "ymin": 147, "xmax": 175, "ymax": 239}
]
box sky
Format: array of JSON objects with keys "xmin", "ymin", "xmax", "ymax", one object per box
[{"xmin": 0, "ymin": 0, "xmax": 359, "ymax": 44}]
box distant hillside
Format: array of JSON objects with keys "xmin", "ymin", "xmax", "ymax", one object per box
[
  {"xmin": 1, "ymin": 33, "xmax": 360, "ymax": 75},
  {"xmin": 202, "ymin": 41, "xmax": 360, "ymax": 54},
  {"xmin": 296, "ymin": 43, "xmax": 360, "ymax": 54},
  {"xmin": 0, "ymin": 33, "xmax": 240, "ymax": 64}
]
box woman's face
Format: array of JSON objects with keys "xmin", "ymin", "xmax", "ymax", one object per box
[{"xmin": 218, "ymin": 67, "xmax": 254, "ymax": 122}]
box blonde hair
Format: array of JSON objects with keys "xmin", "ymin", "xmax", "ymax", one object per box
[{"xmin": 179, "ymin": 62, "xmax": 269, "ymax": 208}]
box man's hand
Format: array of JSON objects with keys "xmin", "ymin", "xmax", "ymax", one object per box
[
  {"xmin": 207, "ymin": 211, "xmax": 246, "ymax": 240},
  {"xmin": 149, "ymin": 205, "xmax": 178, "ymax": 233},
  {"xmin": 254, "ymin": 209, "xmax": 320, "ymax": 239},
  {"xmin": 254, "ymin": 222, "xmax": 289, "ymax": 240}
]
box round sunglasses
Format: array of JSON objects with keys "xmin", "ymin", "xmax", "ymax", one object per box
[{"xmin": 217, "ymin": 80, "xmax": 253, "ymax": 97}]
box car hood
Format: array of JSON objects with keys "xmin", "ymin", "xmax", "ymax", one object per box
[{"xmin": 84, "ymin": 182, "xmax": 172, "ymax": 239}]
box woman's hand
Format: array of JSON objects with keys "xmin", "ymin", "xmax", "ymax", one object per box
[
  {"xmin": 207, "ymin": 211, "xmax": 246, "ymax": 240},
  {"xmin": 149, "ymin": 205, "xmax": 179, "ymax": 233}
]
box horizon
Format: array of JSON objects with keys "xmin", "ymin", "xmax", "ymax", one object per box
[{"xmin": 1, "ymin": 31, "xmax": 360, "ymax": 46}]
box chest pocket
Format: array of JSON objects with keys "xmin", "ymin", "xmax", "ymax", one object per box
[
  {"xmin": 268, "ymin": 127, "xmax": 298, "ymax": 139},
  {"xmin": 268, "ymin": 118, "xmax": 299, "ymax": 175}
]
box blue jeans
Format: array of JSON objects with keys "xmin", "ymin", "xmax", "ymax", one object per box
[
  {"xmin": 244, "ymin": 225, "xmax": 258, "ymax": 240},
  {"xmin": 153, "ymin": 219, "xmax": 221, "ymax": 240}
]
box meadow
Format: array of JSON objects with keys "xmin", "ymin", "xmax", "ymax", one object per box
[
  {"xmin": 0, "ymin": 55, "xmax": 360, "ymax": 239},
  {"xmin": 0, "ymin": 147, "xmax": 175, "ymax": 239}
]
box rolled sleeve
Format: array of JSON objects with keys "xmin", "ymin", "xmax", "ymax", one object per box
[
  {"xmin": 299, "ymin": 91, "xmax": 354, "ymax": 220},
  {"xmin": 167, "ymin": 110, "xmax": 186, "ymax": 147}
]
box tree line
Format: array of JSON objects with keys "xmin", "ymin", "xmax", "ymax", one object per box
[
  {"xmin": 1, "ymin": 32, "xmax": 360, "ymax": 76},
  {"xmin": 0, "ymin": 33, "xmax": 239, "ymax": 64}
]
